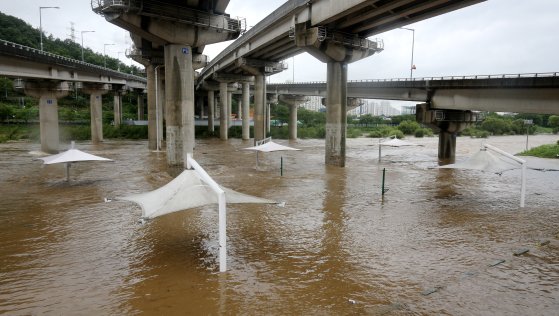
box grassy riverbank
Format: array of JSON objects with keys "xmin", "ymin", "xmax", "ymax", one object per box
[{"xmin": 518, "ymin": 140, "xmax": 559, "ymax": 158}]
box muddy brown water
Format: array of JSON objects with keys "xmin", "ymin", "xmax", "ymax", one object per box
[{"xmin": 1, "ymin": 135, "xmax": 558, "ymax": 315}]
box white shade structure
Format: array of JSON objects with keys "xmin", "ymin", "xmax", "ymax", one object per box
[
  {"xmin": 439, "ymin": 143, "xmax": 526, "ymax": 207},
  {"xmin": 378, "ymin": 136, "xmax": 418, "ymax": 161},
  {"xmin": 118, "ymin": 155, "xmax": 275, "ymax": 272},
  {"xmin": 36, "ymin": 141, "xmax": 113, "ymax": 181},
  {"xmin": 243, "ymin": 137, "xmax": 300, "ymax": 168}
]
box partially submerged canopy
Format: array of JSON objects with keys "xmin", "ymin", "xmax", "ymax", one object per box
[
  {"xmin": 243, "ymin": 141, "xmax": 301, "ymax": 152},
  {"xmin": 36, "ymin": 148, "xmax": 113, "ymax": 164},
  {"xmin": 380, "ymin": 138, "xmax": 417, "ymax": 147},
  {"xmin": 37, "ymin": 141, "xmax": 112, "ymax": 165},
  {"xmin": 439, "ymin": 149, "xmax": 520, "ymax": 173},
  {"xmin": 119, "ymin": 170, "xmax": 276, "ymax": 219}
]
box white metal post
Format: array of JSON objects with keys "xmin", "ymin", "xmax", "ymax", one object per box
[
  {"xmin": 187, "ymin": 155, "xmax": 227, "ymax": 272},
  {"xmin": 483, "ymin": 144, "xmax": 526, "ymax": 208}
]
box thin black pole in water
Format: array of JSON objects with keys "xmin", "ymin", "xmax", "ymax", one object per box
[
  {"xmin": 382, "ymin": 168, "xmax": 389, "ymax": 195},
  {"xmin": 280, "ymin": 156, "xmax": 283, "ymax": 176}
]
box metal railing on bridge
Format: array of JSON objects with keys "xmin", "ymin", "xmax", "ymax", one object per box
[
  {"xmin": 269, "ymin": 72, "xmax": 559, "ymax": 85},
  {"xmin": 91, "ymin": 0, "xmax": 246, "ymax": 34}
]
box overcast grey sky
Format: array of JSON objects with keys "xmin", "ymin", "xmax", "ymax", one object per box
[{"xmin": 2, "ymin": 0, "xmax": 558, "ymax": 83}]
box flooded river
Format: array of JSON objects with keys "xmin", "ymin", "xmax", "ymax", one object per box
[{"xmin": 1, "ymin": 135, "xmax": 558, "ymax": 315}]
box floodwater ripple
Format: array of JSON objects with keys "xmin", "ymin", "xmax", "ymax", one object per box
[{"xmin": 0, "ymin": 135, "xmax": 558, "ymax": 315}]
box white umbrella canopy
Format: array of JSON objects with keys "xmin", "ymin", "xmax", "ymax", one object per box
[
  {"xmin": 243, "ymin": 141, "xmax": 301, "ymax": 152},
  {"xmin": 37, "ymin": 148, "xmax": 113, "ymax": 164},
  {"xmin": 439, "ymin": 149, "xmax": 520, "ymax": 173},
  {"xmin": 380, "ymin": 138, "xmax": 416, "ymax": 147},
  {"xmin": 35, "ymin": 141, "xmax": 113, "ymax": 181},
  {"xmin": 118, "ymin": 169, "xmax": 276, "ymax": 219}
]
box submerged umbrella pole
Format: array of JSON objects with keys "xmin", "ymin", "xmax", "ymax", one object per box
[
  {"xmin": 186, "ymin": 154, "xmax": 228, "ymax": 272},
  {"xmin": 483, "ymin": 144, "xmax": 526, "ymax": 208},
  {"xmin": 378, "ymin": 139, "xmax": 382, "ymax": 161},
  {"xmin": 65, "ymin": 162, "xmax": 70, "ymax": 182}
]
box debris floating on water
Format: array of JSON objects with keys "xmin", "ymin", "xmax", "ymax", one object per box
[
  {"xmin": 422, "ymin": 287, "xmax": 441, "ymax": 296},
  {"xmin": 348, "ymin": 299, "xmax": 356, "ymax": 304},
  {"xmin": 277, "ymin": 201, "xmax": 286, "ymax": 207},
  {"xmin": 513, "ymin": 248, "xmax": 530, "ymax": 256},
  {"xmin": 104, "ymin": 197, "xmax": 112, "ymax": 202},
  {"xmin": 488, "ymin": 259, "xmax": 506, "ymax": 267}
]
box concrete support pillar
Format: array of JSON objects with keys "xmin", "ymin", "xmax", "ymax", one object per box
[
  {"xmin": 265, "ymin": 94, "xmax": 277, "ymax": 135},
  {"xmin": 254, "ymin": 74, "xmax": 266, "ymax": 142},
  {"xmin": 22, "ymin": 81, "xmax": 70, "ymax": 153},
  {"xmin": 198, "ymin": 94, "xmax": 205, "ymax": 118},
  {"xmin": 137, "ymin": 93, "xmax": 145, "ymax": 120},
  {"xmin": 219, "ymin": 82, "xmax": 228, "ymax": 140},
  {"xmin": 237, "ymin": 95, "xmax": 242, "ymax": 119},
  {"xmin": 279, "ymin": 95, "xmax": 307, "ymax": 141},
  {"xmin": 289, "ymin": 105, "xmax": 297, "ymax": 140},
  {"xmin": 416, "ymin": 103, "xmax": 479, "ymax": 164},
  {"xmin": 82, "ymin": 83, "xmax": 110, "ymax": 144},
  {"xmin": 208, "ymin": 90, "xmax": 215, "ymax": 132},
  {"xmin": 113, "ymin": 92, "xmax": 123, "ymax": 127},
  {"xmin": 147, "ymin": 64, "xmax": 157, "ymax": 150},
  {"xmin": 242, "ymin": 82, "xmax": 250, "ymax": 140},
  {"xmin": 294, "ymin": 23, "xmax": 382, "ymax": 167},
  {"xmin": 227, "ymin": 91, "xmax": 233, "ymax": 129},
  {"xmin": 164, "ymin": 44, "xmax": 194, "ymax": 167},
  {"xmin": 439, "ymin": 131, "xmax": 456, "ymax": 162},
  {"xmin": 325, "ymin": 62, "xmax": 348, "ymax": 167},
  {"xmin": 157, "ymin": 68, "xmax": 165, "ymax": 150},
  {"xmin": 90, "ymin": 93, "xmax": 104, "ymax": 143}
]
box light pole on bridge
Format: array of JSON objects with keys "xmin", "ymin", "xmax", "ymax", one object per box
[
  {"xmin": 400, "ymin": 27, "xmax": 416, "ymax": 80},
  {"xmin": 39, "ymin": 6, "xmax": 60, "ymax": 52},
  {"xmin": 103, "ymin": 43, "xmax": 115, "ymax": 68},
  {"xmin": 81, "ymin": 30, "xmax": 95, "ymax": 62}
]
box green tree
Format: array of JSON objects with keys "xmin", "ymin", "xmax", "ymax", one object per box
[
  {"xmin": 549, "ymin": 115, "xmax": 559, "ymax": 133},
  {"xmin": 397, "ymin": 120, "xmax": 421, "ymax": 135},
  {"xmin": 481, "ymin": 117, "xmax": 511, "ymax": 135}
]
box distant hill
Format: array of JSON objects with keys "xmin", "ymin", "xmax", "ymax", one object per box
[{"xmin": 0, "ymin": 11, "xmax": 143, "ymax": 76}]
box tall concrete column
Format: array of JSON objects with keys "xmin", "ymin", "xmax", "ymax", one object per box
[
  {"xmin": 242, "ymin": 82, "xmax": 250, "ymax": 140},
  {"xmin": 279, "ymin": 95, "xmax": 308, "ymax": 141},
  {"xmin": 294, "ymin": 23, "xmax": 382, "ymax": 166},
  {"xmin": 146, "ymin": 64, "xmax": 157, "ymax": 150},
  {"xmin": 219, "ymin": 82, "xmax": 228, "ymax": 140},
  {"xmin": 82, "ymin": 83, "xmax": 110, "ymax": 144},
  {"xmin": 157, "ymin": 68, "xmax": 165, "ymax": 151},
  {"xmin": 266, "ymin": 102, "xmax": 272, "ymax": 135},
  {"xmin": 91, "ymin": 93, "xmax": 105, "ymax": 143},
  {"xmin": 254, "ymin": 74, "xmax": 266, "ymax": 142},
  {"xmin": 22, "ymin": 81, "xmax": 70, "ymax": 153},
  {"xmin": 113, "ymin": 92, "xmax": 123, "ymax": 127},
  {"xmin": 227, "ymin": 91, "xmax": 233, "ymax": 129},
  {"xmin": 137, "ymin": 93, "xmax": 145, "ymax": 120},
  {"xmin": 198, "ymin": 95, "xmax": 205, "ymax": 119},
  {"xmin": 325, "ymin": 62, "xmax": 348, "ymax": 167},
  {"xmin": 164, "ymin": 44, "xmax": 194, "ymax": 167},
  {"xmin": 208, "ymin": 90, "xmax": 215, "ymax": 132}
]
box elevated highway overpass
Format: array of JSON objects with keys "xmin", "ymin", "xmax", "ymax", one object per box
[
  {"xmin": 0, "ymin": 39, "xmax": 147, "ymax": 152},
  {"xmin": 267, "ymin": 72, "xmax": 559, "ymax": 115},
  {"xmin": 93, "ymin": 0, "xmax": 485, "ymax": 167}
]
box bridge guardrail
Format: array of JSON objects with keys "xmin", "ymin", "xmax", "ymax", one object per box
[{"xmin": 267, "ymin": 72, "xmax": 558, "ymax": 85}]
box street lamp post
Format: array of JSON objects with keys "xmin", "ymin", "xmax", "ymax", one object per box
[
  {"xmin": 81, "ymin": 30, "xmax": 95, "ymax": 62},
  {"xmin": 117, "ymin": 51, "xmax": 124, "ymax": 72},
  {"xmin": 39, "ymin": 6, "xmax": 60, "ymax": 52},
  {"xmin": 104, "ymin": 43, "xmax": 115, "ymax": 68},
  {"xmin": 400, "ymin": 27, "xmax": 415, "ymax": 80}
]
